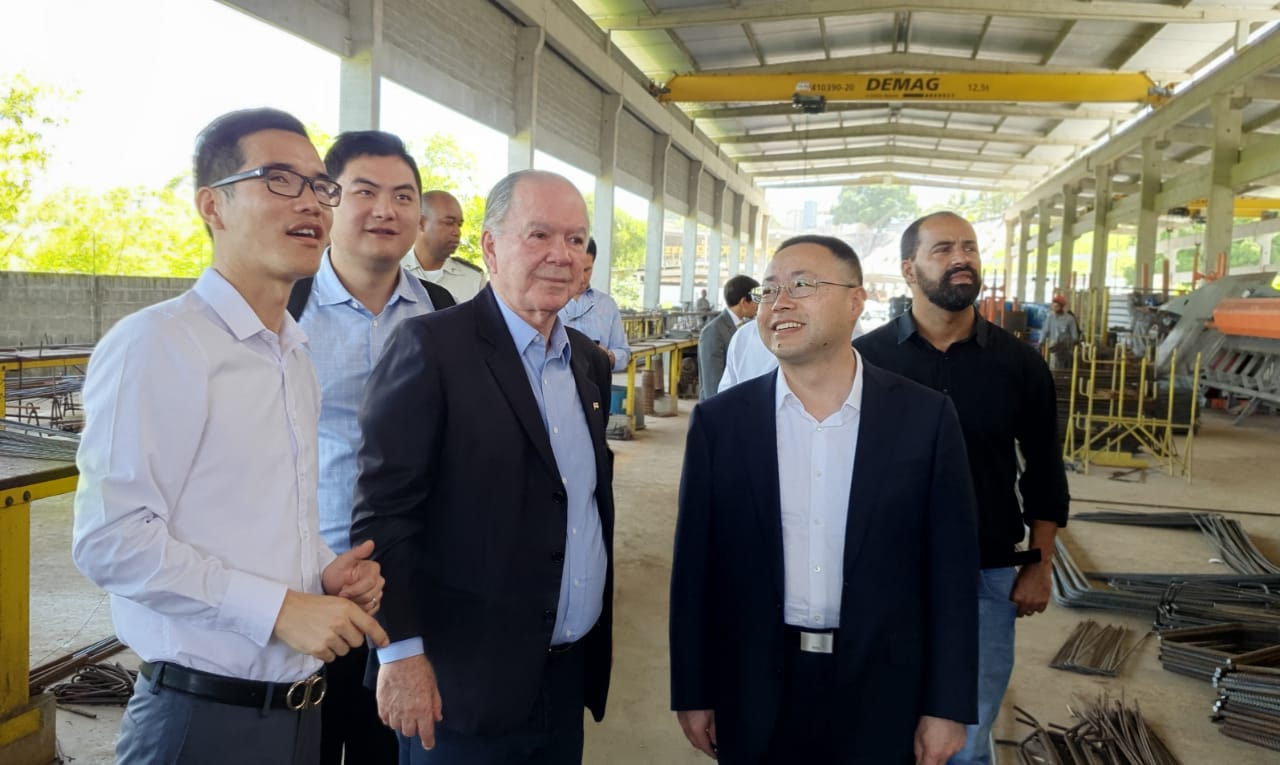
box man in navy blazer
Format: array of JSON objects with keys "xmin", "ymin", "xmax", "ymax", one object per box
[
  {"xmin": 352, "ymin": 170, "xmax": 614, "ymax": 764},
  {"xmin": 670, "ymin": 234, "xmax": 979, "ymax": 764}
]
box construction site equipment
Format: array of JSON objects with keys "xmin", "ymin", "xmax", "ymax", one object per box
[
  {"xmin": 1013, "ymin": 695, "xmax": 1181, "ymax": 765},
  {"xmin": 1050, "ymin": 620, "xmax": 1148, "ymax": 677},
  {"xmin": 1062, "ymin": 345, "xmax": 1200, "ymax": 479}
]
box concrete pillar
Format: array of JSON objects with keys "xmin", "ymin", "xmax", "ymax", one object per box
[
  {"xmin": 591, "ymin": 94, "xmax": 622, "ymax": 293},
  {"xmin": 644, "ymin": 134, "xmax": 670, "ymax": 309},
  {"xmin": 1090, "ymin": 164, "xmax": 1113, "ymax": 289},
  {"xmin": 1017, "ymin": 211, "xmax": 1032, "ymax": 300},
  {"xmin": 338, "ymin": 0, "xmax": 383, "ymax": 131},
  {"xmin": 507, "ymin": 27, "xmax": 544, "ymax": 172},
  {"xmin": 729, "ymin": 195, "xmax": 745, "ymax": 276},
  {"xmin": 707, "ymin": 179, "xmax": 726, "ymax": 305},
  {"xmin": 1060, "ymin": 184, "xmax": 1078, "ymax": 295},
  {"xmin": 746, "ymin": 205, "xmax": 759, "ymax": 278},
  {"xmin": 682, "ymin": 163, "xmax": 703, "ymax": 306},
  {"xmin": 1206, "ymin": 91, "xmax": 1242, "ymax": 275},
  {"xmin": 1262, "ymin": 232, "xmax": 1277, "ymax": 266},
  {"xmin": 1135, "ymin": 136, "xmax": 1162, "ymax": 290},
  {"xmin": 1003, "ymin": 218, "xmax": 1015, "ymax": 296},
  {"xmin": 759, "ymin": 213, "xmax": 771, "ymax": 276},
  {"xmin": 1035, "ymin": 198, "xmax": 1051, "ymax": 303}
]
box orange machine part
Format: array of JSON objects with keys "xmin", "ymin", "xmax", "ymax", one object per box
[{"xmin": 1211, "ymin": 298, "xmax": 1280, "ymax": 340}]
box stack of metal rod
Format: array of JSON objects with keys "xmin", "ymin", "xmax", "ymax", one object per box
[
  {"xmin": 1157, "ymin": 624, "xmax": 1280, "ymax": 682},
  {"xmin": 1013, "ymin": 695, "xmax": 1181, "ymax": 764},
  {"xmin": 1050, "ymin": 620, "xmax": 1148, "ymax": 677},
  {"xmin": 1213, "ymin": 659, "xmax": 1280, "ymax": 751},
  {"xmin": 28, "ymin": 635, "xmax": 124, "ymax": 696}
]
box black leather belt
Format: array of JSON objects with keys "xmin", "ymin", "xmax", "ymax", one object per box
[{"xmin": 140, "ymin": 661, "xmax": 326, "ymax": 711}]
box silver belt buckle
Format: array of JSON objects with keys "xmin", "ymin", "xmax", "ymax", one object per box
[{"xmin": 799, "ymin": 631, "xmax": 834, "ymax": 654}]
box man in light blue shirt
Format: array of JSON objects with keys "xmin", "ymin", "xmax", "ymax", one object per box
[
  {"xmin": 296, "ymin": 130, "xmax": 438, "ymax": 765},
  {"xmin": 559, "ymin": 238, "xmax": 630, "ymax": 373}
]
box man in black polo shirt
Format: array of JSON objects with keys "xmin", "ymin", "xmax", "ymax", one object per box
[{"xmin": 854, "ymin": 211, "xmax": 1069, "ymax": 765}]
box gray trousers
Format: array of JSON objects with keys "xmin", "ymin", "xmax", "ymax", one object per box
[{"xmin": 116, "ymin": 672, "xmax": 321, "ymax": 765}]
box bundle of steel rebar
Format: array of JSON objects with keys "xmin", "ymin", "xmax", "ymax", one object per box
[
  {"xmin": 1052, "ymin": 537, "xmax": 1170, "ymax": 613},
  {"xmin": 1157, "ymin": 624, "xmax": 1280, "ymax": 682},
  {"xmin": 48, "ymin": 662, "xmax": 136, "ymax": 706},
  {"xmin": 0, "ymin": 417, "xmax": 80, "ymax": 455},
  {"xmin": 1014, "ymin": 695, "xmax": 1181, "ymax": 765},
  {"xmin": 1050, "ymin": 620, "xmax": 1149, "ymax": 677},
  {"xmin": 1213, "ymin": 661, "xmax": 1280, "ymax": 751},
  {"xmin": 1153, "ymin": 581, "xmax": 1280, "ymax": 630},
  {"xmin": 28, "ymin": 636, "xmax": 124, "ymax": 695},
  {"xmin": 1073, "ymin": 510, "xmax": 1280, "ymax": 576},
  {"xmin": 4, "ymin": 375, "xmax": 84, "ymax": 400}
]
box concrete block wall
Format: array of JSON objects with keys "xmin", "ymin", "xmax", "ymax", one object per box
[
  {"xmin": 618, "ymin": 108, "xmax": 655, "ymax": 188},
  {"xmin": 536, "ymin": 50, "xmax": 603, "ymax": 174},
  {"xmin": 0, "ymin": 272, "xmax": 193, "ymax": 347}
]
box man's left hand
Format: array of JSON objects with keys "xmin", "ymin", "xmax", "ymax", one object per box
[
  {"xmin": 322, "ymin": 539, "xmax": 385, "ymax": 614},
  {"xmin": 914, "ymin": 716, "xmax": 965, "ymax": 765},
  {"xmin": 1010, "ymin": 561, "xmax": 1052, "ymax": 618},
  {"xmin": 597, "ymin": 343, "xmax": 615, "ymax": 367}
]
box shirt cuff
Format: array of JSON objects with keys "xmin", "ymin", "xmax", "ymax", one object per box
[
  {"xmin": 221, "ymin": 571, "xmax": 288, "ymax": 647},
  {"xmin": 377, "ymin": 637, "xmax": 425, "ymax": 664}
]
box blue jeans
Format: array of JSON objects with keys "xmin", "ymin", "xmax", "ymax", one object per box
[{"xmin": 949, "ymin": 567, "xmax": 1017, "ymax": 765}]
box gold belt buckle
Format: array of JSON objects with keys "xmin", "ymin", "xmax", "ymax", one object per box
[
  {"xmin": 799, "ymin": 632, "xmax": 834, "ymax": 654},
  {"xmin": 285, "ymin": 674, "xmax": 327, "ymax": 710}
]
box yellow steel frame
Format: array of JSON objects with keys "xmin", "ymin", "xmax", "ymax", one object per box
[
  {"xmin": 659, "ymin": 72, "xmax": 1166, "ymax": 105},
  {"xmin": 0, "ymin": 354, "xmax": 92, "ymax": 420},
  {"xmin": 0, "ymin": 466, "xmax": 77, "ymax": 763},
  {"xmin": 622, "ymin": 337, "xmax": 699, "ymax": 432},
  {"xmin": 1063, "ymin": 345, "xmax": 1200, "ymax": 480},
  {"xmin": 1181, "ymin": 197, "xmax": 1280, "ymax": 218}
]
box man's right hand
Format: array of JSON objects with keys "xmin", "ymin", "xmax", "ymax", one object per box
[
  {"xmin": 378, "ymin": 654, "xmax": 445, "ymax": 749},
  {"xmin": 677, "ymin": 709, "xmax": 718, "ymax": 759},
  {"xmin": 272, "ymin": 590, "xmax": 389, "ymax": 662}
]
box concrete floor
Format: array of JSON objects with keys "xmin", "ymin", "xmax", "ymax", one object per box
[{"xmin": 25, "ymin": 403, "xmax": 1280, "ymax": 763}]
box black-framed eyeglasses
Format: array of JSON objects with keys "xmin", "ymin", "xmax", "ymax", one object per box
[
  {"xmin": 751, "ymin": 279, "xmax": 860, "ymax": 304},
  {"xmin": 208, "ymin": 166, "xmax": 342, "ymax": 207}
]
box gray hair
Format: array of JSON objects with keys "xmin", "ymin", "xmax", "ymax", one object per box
[{"xmin": 482, "ymin": 169, "xmax": 579, "ymax": 236}]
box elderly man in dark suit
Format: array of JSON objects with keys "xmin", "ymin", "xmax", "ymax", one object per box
[
  {"xmin": 697, "ymin": 274, "xmax": 759, "ymax": 400},
  {"xmin": 670, "ymin": 234, "xmax": 979, "ymax": 764},
  {"xmin": 352, "ymin": 169, "xmax": 614, "ymax": 765}
]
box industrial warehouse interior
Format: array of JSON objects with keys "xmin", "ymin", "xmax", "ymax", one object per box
[{"xmin": 4, "ymin": 1, "xmax": 1280, "ymax": 764}]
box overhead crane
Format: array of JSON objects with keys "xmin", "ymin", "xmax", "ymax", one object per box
[{"xmin": 655, "ymin": 72, "xmax": 1172, "ymax": 107}]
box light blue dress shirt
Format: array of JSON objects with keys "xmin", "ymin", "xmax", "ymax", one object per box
[
  {"xmin": 376, "ymin": 292, "xmax": 607, "ymax": 663},
  {"xmin": 299, "ymin": 251, "xmax": 435, "ymax": 554},
  {"xmin": 559, "ymin": 287, "xmax": 630, "ymax": 372},
  {"xmin": 775, "ymin": 350, "xmax": 865, "ymax": 630}
]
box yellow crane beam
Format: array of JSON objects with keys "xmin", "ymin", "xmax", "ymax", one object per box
[
  {"xmin": 1177, "ymin": 197, "xmax": 1280, "ymax": 218},
  {"xmin": 657, "ymin": 72, "xmax": 1169, "ymax": 105}
]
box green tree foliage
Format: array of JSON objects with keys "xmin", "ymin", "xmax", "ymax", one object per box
[
  {"xmin": 1, "ymin": 74, "xmax": 60, "ymax": 267},
  {"xmin": 608, "ymin": 208, "xmax": 647, "ymax": 309},
  {"xmin": 943, "ymin": 191, "xmax": 1018, "ymax": 223},
  {"xmin": 829, "ymin": 184, "xmax": 919, "ymax": 256}
]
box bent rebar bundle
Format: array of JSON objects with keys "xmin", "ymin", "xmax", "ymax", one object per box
[
  {"xmin": 1213, "ymin": 660, "xmax": 1280, "ymax": 752},
  {"xmin": 1050, "ymin": 620, "xmax": 1149, "ymax": 677},
  {"xmin": 1014, "ymin": 695, "xmax": 1181, "ymax": 765}
]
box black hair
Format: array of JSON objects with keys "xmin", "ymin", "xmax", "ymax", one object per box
[
  {"xmin": 723, "ymin": 274, "xmax": 760, "ymax": 308},
  {"xmin": 586, "ymin": 237, "xmax": 597, "ymax": 259},
  {"xmin": 193, "ymin": 107, "xmax": 308, "ymax": 191},
  {"xmin": 776, "ymin": 234, "xmax": 863, "ymax": 284},
  {"xmin": 900, "ymin": 211, "xmax": 964, "ymax": 261},
  {"xmin": 323, "ymin": 130, "xmax": 420, "ymax": 192}
]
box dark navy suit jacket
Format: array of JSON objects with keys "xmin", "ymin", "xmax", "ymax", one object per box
[{"xmin": 670, "ymin": 360, "xmax": 979, "ymax": 763}]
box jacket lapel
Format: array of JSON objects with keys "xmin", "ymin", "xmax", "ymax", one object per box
[
  {"xmin": 474, "ymin": 288, "xmax": 560, "ymax": 476},
  {"xmin": 745, "ymin": 372, "xmax": 786, "ymax": 600},
  {"xmin": 842, "ymin": 363, "xmax": 896, "ymax": 573}
]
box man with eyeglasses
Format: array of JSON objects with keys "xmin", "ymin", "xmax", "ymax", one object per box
[
  {"xmin": 671, "ymin": 233, "xmax": 979, "ymax": 764},
  {"xmin": 697, "ymin": 274, "xmax": 759, "ymax": 400},
  {"xmin": 73, "ymin": 108, "xmax": 388, "ymax": 765},
  {"xmin": 854, "ymin": 212, "xmax": 1068, "ymax": 765}
]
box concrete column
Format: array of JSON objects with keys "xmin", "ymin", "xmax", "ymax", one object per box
[
  {"xmin": 707, "ymin": 179, "xmax": 726, "ymax": 304},
  {"xmin": 507, "ymin": 26, "xmax": 545, "ymax": 172},
  {"xmin": 1206, "ymin": 91, "xmax": 1242, "ymax": 275},
  {"xmin": 644, "ymin": 134, "xmax": 670, "ymax": 309},
  {"xmin": 1003, "ymin": 218, "xmax": 1015, "ymax": 296},
  {"xmin": 591, "ymin": 94, "xmax": 623, "ymax": 293},
  {"xmin": 682, "ymin": 163, "xmax": 704, "ymax": 305},
  {"xmin": 1262, "ymin": 232, "xmax": 1277, "ymax": 266},
  {"xmin": 338, "ymin": 0, "xmax": 383, "ymax": 131},
  {"xmin": 729, "ymin": 195, "xmax": 745, "ymax": 276},
  {"xmin": 746, "ymin": 205, "xmax": 759, "ymax": 278},
  {"xmin": 1135, "ymin": 136, "xmax": 1162, "ymax": 290},
  {"xmin": 1060, "ymin": 184, "xmax": 1078, "ymax": 295},
  {"xmin": 1035, "ymin": 198, "xmax": 1051, "ymax": 303},
  {"xmin": 759, "ymin": 213, "xmax": 771, "ymax": 277},
  {"xmin": 1017, "ymin": 211, "xmax": 1032, "ymax": 300},
  {"xmin": 1090, "ymin": 164, "xmax": 1113, "ymax": 288}
]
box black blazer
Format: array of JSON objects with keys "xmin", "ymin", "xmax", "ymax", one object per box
[
  {"xmin": 669, "ymin": 363, "xmax": 979, "ymax": 763},
  {"xmin": 352, "ymin": 286, "xmax": 614, "ymax": 735}
]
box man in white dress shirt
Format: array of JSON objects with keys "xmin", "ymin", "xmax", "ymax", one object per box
[{"xmin": 72, "ymin": 108, "xmax": 388, "ymax": 765}]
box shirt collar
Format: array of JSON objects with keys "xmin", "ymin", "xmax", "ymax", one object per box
[
  {"xmin": 193, "ymin": 268, "xmax": 307, "ymax": 350},
  {"xmin": 314, "ymin": 249, "xmax": 422, "ymax": 308},
  {"xmin": 774, "ymin": 348, "xmax": 865, "ymax": 416},
  {"xmin": 895, "ymin": 305, "xmax": 990, "ymax": 348},
  {"xmin": 494, "ymin": 291, "xmax": 571, "ymax": 363}
]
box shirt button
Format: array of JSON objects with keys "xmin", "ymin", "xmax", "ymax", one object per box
[
  {"xmin": 573, "ymin": 578, "xmax": 581, "ymax": 587},
  {"xmin": 815, "ymin": 470, "xmax": 822, "ymax": 477},
  {"xmin": 553, "ymin": 426, "xmax": 559, "ymax": 434},
  {"xmin": 814, "ymin": 518, "xmax": 823, "ymax": 526},
  {"xmin": 816, "ymin": 426, "xmax": 824, "ymax": 432},
  {"xmin": 552, "ymin": 550, "xmax": 565, "ymax": 563},
  {"xmin": 813, "ymin": 565, "xmax": 822, "ymax": 573},
  {"xmin": 543, "ymin": 609, "xmax": 556, "ymax": 622},
  {"xmin": 813, "ymin": 614, "xmax": 823, "ymax": 624},
  {"xmin": 372, "ymin": 320, "xmax": 379, "ymax": 327},
  {"xmin": 571, "ymin": 527, "xmax": 578, "ymax": 535}
]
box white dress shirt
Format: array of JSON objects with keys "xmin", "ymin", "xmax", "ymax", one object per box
[
  {"xmin": 400, "ymin": 250, "xmax": 487, "ymax": 301},
  {"xmin": 73, "ymin": 268, "xmax": 332, "ymax": 683},
  {"xmin": 775, "ymin": 351, "xmax": 864, "ymax": 629}
]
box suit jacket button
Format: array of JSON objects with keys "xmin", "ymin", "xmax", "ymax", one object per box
[
  {"xmin": 543, "ymin": 609, "xmax": 556, "ymax": 622},
  {"xmin": 553, "ymin": 491, "xmax": 567, "ymax": 503},
  {"xmin": 552, "ymin": 550, "xmax": 565, "ymax": 564}
]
